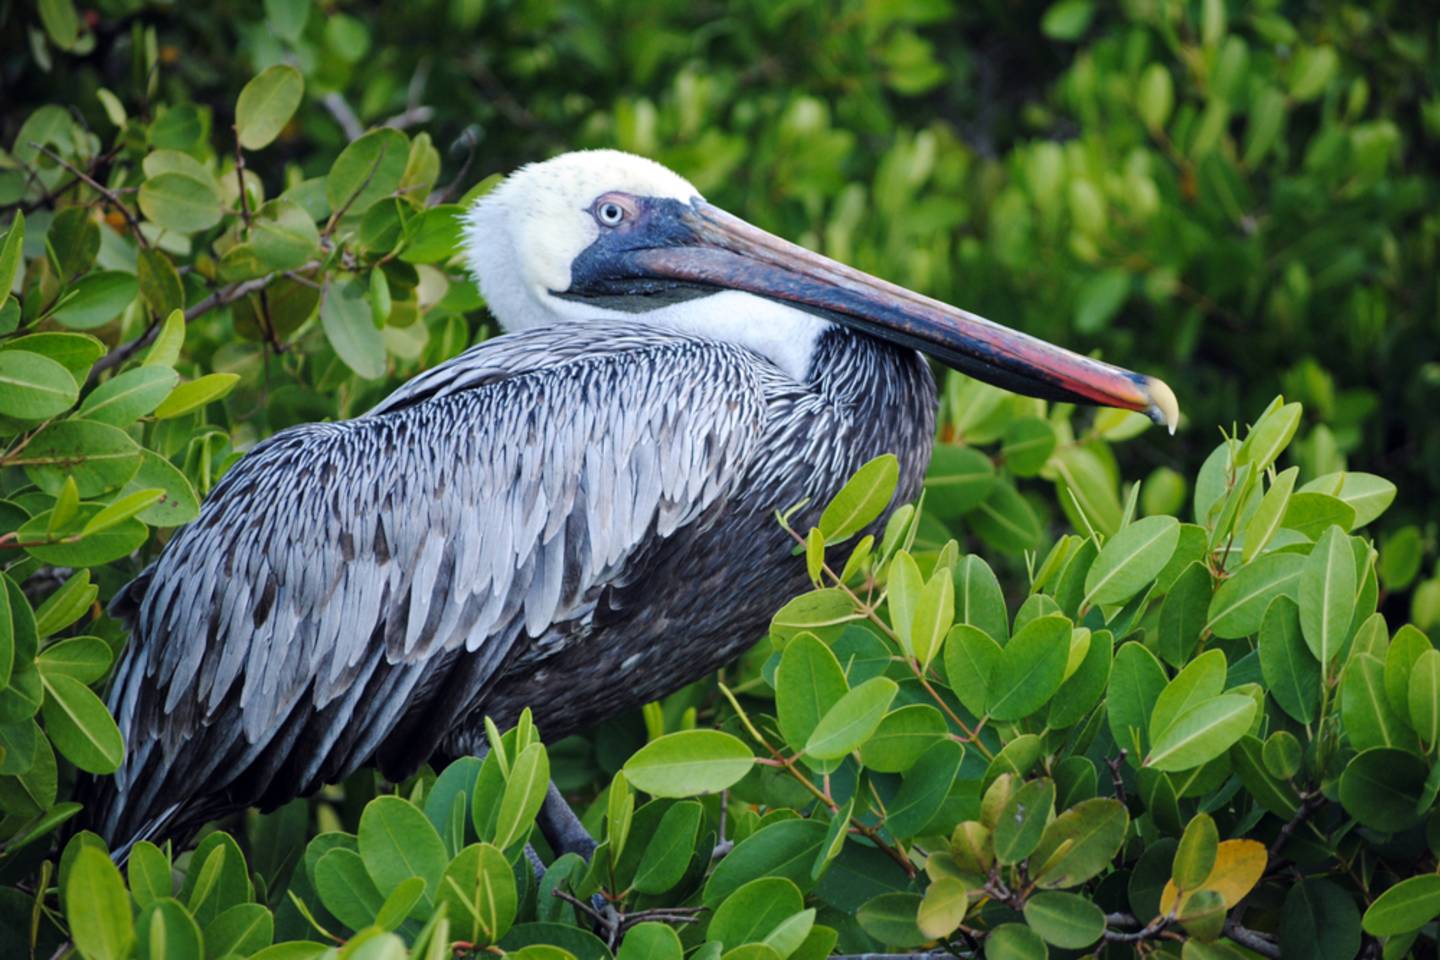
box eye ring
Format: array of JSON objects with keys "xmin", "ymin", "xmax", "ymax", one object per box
[{"xmin": 596, "ymin": 200, "xmax": 626, "ymax": 227}]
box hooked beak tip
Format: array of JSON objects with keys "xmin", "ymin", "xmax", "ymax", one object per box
[{"xmin": 1145, "ymin": 376, "xmax": 1180, "ymax": 435}]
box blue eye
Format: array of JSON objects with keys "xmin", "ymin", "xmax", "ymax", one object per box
[{"xmin": 597, "ymin": 201, "xmax": 625, "ymax": 226}]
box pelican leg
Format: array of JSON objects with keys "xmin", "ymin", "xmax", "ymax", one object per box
[{"xmin": 537, "ymin": 781, "xmax": 598, "ymax": 861}]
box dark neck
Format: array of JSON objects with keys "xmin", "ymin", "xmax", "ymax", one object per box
[{"xmin": 806, "ymin": 325, "xmax": 936, "ymax": 411}]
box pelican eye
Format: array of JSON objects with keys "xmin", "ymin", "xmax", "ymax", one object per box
[{"xmin": 595, "ymin": 200, "xmax": 626, "ymax": 227}]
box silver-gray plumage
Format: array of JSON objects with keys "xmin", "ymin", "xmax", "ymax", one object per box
[{"xmin": 88, "ymin": 321, "xmax": 934, "ymax": 848}]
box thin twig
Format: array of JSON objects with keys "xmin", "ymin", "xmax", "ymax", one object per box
[
  {"xmin": 1105, "ymin": 752, "xmax": 1128, "ymax": 805},
  {"xmin": 85, "ymin": 263, "xmax": 318, "ymax": 386},
  {"xmin": 1267, "ymin": 790, "xmax": 1323, "ymax": 863},
  {"xmin": 233, "ymin": 135, "xmax": 253, "ymax": 229},
  {"xmin": 31, "ymin": 143, "xmax": 149, "ymax": 249},
  {"xmin": 1223, "ymin": 917, "xmax": 1282, "ymax": 958},
  {"xmin": 321, "ymin": 92, "xmax": 364, "ymax": 142}
]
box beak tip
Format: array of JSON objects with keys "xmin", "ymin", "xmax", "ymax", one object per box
[{"xmin": 1144, "ymin": 377, "xmax": 1180, "ymax": 435}]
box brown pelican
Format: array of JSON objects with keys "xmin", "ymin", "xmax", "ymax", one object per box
[{"xmin": 84, "ymin": 150, "xmax": 1176, "ymax": 854}]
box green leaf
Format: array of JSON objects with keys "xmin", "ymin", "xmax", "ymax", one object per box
[
  {"xmin": 1258, "ymin": 597, "xmax": 1320, "ymax": 724},
  {"xmin": 1085, "ymin": 515, "xmax": 1180, "ymax": 607},
  {"xmin": 78, "ymin": 365, "xmax": 179, "ymax": 426},
  {"xmin": 805, "ymin": 676, "xmax": 897, "ymax": 759},
  {"xmin": 993, "ymin": 777, "xmax": 1055, "ymax": 864},
  {"xmin": 968, "ymin": 479, "xmax": 1042, "ymax": 553},
  {"xmin": 624, "ymin": 730, "xmax": 754, "ymax": 797},
  {"xmin": 38, "ymin": 637, "xmax": 113, "ymax": 686},
  {"xmin": 1237, "ymin": 400, "xmax": 1301, "ymax": 471},
  {"xmin": 1280, "ymin": 878, "xmax": 1361, "ymax": 960},
  {"xmin": 1242, "ymin": 466, "xmax": 1298, "ymax": 562},
  {"xmin": 1150, "ymin": 649, "xmax": 1227, "ymax": 743},
  {"xmin": 632, "ymin": 800, "xmax": 702, "ymax": 895},
  {"xmin": 38, "ymin": 0, "xmax": 80, "ymax": 49},
  {"xmin": 494, "ymin": 741, "xmax": 549, "ymax": 849},
  {"xmin": 1001, "ymin": 417, "xmax": 1057, "ymax": 476},
  {"xmin": 708, "ymin": 876, "xmax": 803, "ymax": 948},
  {"xmin": 358, "ymin": 795, "xmax": 448, "ymax": 905},
  {"xmin": 251, "ymin": 198, "xmax": 322, "ymax": 271},
  {"xmin": 1048, "ymin": 628, "xmax": 1113, "ymax": 729},
  {"xmin": 326, "ymin": 128, "xmax": 408, "ymax": 219},
  {"xmin": 983, "ymin": 922, "xmax": 1048, "ymax": 959},
  {"xmin": 1299, "ymin": 526, "xmax": 1357, "ymax": 665},
  {"xmin": 886, "ymin": 739, "xmax": 963, "ymax": 839},
  {"xmin": 20, "ymin": 507, "xmax": 148, "ymax": 567},
  {"xmin": 236, "ymin": 64, "xmax": 305, "ymax": 150},
  {"xmin": 859, "ymin": 704, "xmax": 947, "ymax": 774},
  {"xmin": 702, "ymin": 818, "xmax": 828, "ymax": 906},
  {"xmin": 1230, "ymin": 735, "xmax": 1300, "ymax": 818},
  {"xmin": 988, "ymin": 615, "xmax": 1070, "ymax": 722},
  {"xmin": 66, "ymin": 846, "xmax": 134, "ymax": 960},
  {"xmin": 439, "ymin": 842, "xmax": 517, "ymax": 945},
  {"xmin": 78, "ymin": 489, "xmax": 162, "ymax": 538},
  {"xmin": 40, "ymin": 671, "xmax": 124, "ymax": 773},
  {"xmin": 1108, "ymin": 640, "xmax": 1167, "ymax": 759},
  {"xmin": 34, "ymin": 571, "xmax": 94, "ymax": 637},
  {"xmin": 855, "ymin": 892, "xmax": 928, "ymax": 949},
  {"xmin": 1338, "ymin": 747, "xmax": 1426, "ymax": 831},
  {"xmin": 264, "ymin": 0, "xmax": 311, "ymax": 42},
  {"xmin": 1342, "ymin": 654, "xmax": 1411, "ymax": 752},
  {"xmin": 1023, "ymin": 890, "xmax": 1105, "ymax": 949},
  {"xmin": 1137, "ymin": 63, "xmax": 1174, "ymax": 130},
  {"xmin": 943, "ymin": 623, "xmax": 1000, "ymax": 717},
  {"xmin": 322, "ymin": 277, "xmax": 386, "ymax": 379},
  {"xmin": 1408, "ymin": 649, "xmax": 1440, "ymax": 747},
  {"xmin": 618, "ymin": 922, "xmax": 683, "ymax": 960},
  {"xmin": 770, "ymin": 589, "xmax": 857, "ymax": 640},
  {"xmin": 886, "ymin": 550, "xmax": 923, "ymax": 658},
  {"xmin": 145, "ymin": 309, "xmax": 185, "ymax": 367},
  {"xmin": 49, "ymin": 207, "xmax": 100, "ymax": 281},
  {"xmin": 2, "ymin": 331, "xmax": 106, "ymax": 381},
  {"xmin": 775, "ymin": 633, "xmax": 848, "ymax": 756},
  {"xmin": 1206, "ymin": 552, "xmax": 1304, "ymax": 639},
  {"xmin": 50, "ymin": 271, "xmax": 139, "ymax": 330},
  {"xmin": 127, "ymin": 842, "xmax": 172, "ymax": 909},
  {"xmin": 1146, "ymin": 695, "xmax": 1256, "ymax": 772},
  {"xmin": 123, "ymin": 449, "xmax": 200, "ymax": 527},
  {"xmin": 314, "ymin": 847, "xmax": 386, "ymax": 932},
  {"xmin": 0, "ymin": 350, "xmax": 79, "ymax": 420},
  {"xmin": 924, "ymin": 445, "xmax": 995, "ymax": 517},
  {"xmin": 13, "ymin": 419, "xmax": 141, "ymax": 496},
  {"xmin": 139, "ymin": 172, "xmax": 224, "ymax": 233},
  {"xmin": 1031, "ymin": 798, "xmax": 1129, "ymax": 888},
  {"xmin": 916, "ymin": 876, "xmax": 970, "ymax": 939},
  {"xmin": 1172, "ymin": 813, "xmax": 1219, "ymax": 890},
  {"xmin": 1282, "ymin": 492, "xmax": 1355, "ymax": 539},
  {"xmin": 0, "ymin": 210, "xmax": 25, "ymax": 296},
  {"xmin": 1362, "ymin": 874, "xmax": 1440, "ymax": 936},
  {"xmin": 137, "ymin": 247, "xmax": 185, "ymax": 319},
  {"xmin": 1041, "ymin": 0, "xmax": 1094, "ymax": 40},
  {"xmin": 137, "ymin": 898, "xmax": 203, "ymax": 960},
  {"xmin": 953, "ymin": 554, "xmax": 1009, "ymax": 642},
  {"xmin": 206, "ymin": 902, "xmax": 275, "ymax": 958},
  {"xmin": 400, "ymin": 204, "xmax": 466, "ymax": 264},
  {"xmin": 1158, "ymin": 562, "xmax": 1211, "ymax": 667},
  {"xmin": 153, "ymin": 372, "xmax": 240, "ymax": 419},
  {"xmin": 1302, "ymin": 472, "xmax": 1397, "ymax": 528},
  {"xmin": 910, "ymin": 569, "xmax": 953, "ymax": 669}
]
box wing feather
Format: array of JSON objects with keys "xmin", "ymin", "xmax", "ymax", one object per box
[{"xmin": 98, "ymin": 325, "xmax": 768, "ymax": 844}]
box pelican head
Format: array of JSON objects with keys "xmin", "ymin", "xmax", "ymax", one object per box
[{"xmin": 464, "ymin": 149, "xmax": 1179, "ymax": 431}]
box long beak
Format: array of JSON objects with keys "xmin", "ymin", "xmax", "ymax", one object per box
[{"xmin": 631, "ymin": 200, "xmax": 1179, "ymax": 431}]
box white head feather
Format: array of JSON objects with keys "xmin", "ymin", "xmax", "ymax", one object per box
[{"xmin": 463, "ymin": 149, "xmax": 831, "ymax": 381}]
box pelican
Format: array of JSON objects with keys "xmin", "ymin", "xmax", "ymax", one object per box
[{"xmin": 84, "ymin": 150, "xmax": 1177, "ymax": 854}]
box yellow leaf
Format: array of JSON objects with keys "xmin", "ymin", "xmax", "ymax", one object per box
[{"xmin": 1159, "ymin": 839, "xmax": 1267, "ymax": 914}]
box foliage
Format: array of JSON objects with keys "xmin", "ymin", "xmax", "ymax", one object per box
[{"xmin": 2, "ymin": 0, "xmax": 1439, "ymax": 958}]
